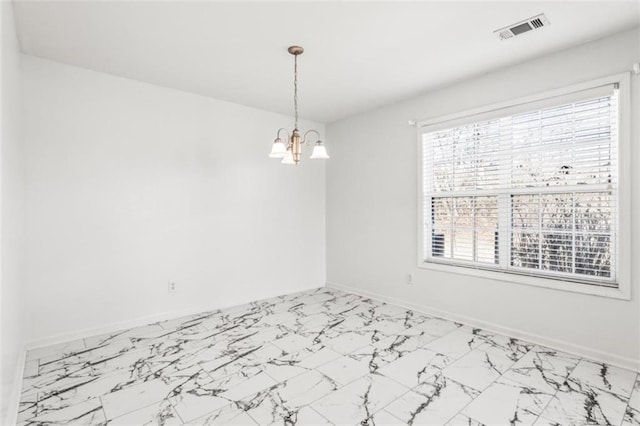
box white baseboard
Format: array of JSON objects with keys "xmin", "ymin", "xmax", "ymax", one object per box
[
  {"xmin": 327, "ymin": 282, "xmax": 640, "ymax": 373},
  {"xmin": 3, "ymin": 343, "xmax": 27, "ymax": 426},
  {"xmin": 25, "ymin": 301, "xmax": 241, "ymax": 351},
  {"xmin": 25, "ymin": 285, "xmax": 321, "ymax": 351}
]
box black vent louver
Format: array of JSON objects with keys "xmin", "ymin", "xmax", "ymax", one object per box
[{"xmin": 530, "ymin": 18, "xmax": 545, "ymax": 28}]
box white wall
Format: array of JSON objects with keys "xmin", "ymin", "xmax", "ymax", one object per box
[
  {"xmin": 21, "ymin": 55, "xmax": 326, "ymax": 344},
  {"xmin": 326, "ymin": 28, "xmax": 640, "ymax": 369},
  {"xmin": 1, "ymin": 1, "xmax": 26, "ymax": 422}
]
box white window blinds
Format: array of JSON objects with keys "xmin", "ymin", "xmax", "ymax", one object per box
[{"xmin": 421, "ymin": 84, "xmax": 619, "ymax": 287}]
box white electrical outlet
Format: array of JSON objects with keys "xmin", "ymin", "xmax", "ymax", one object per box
[
  {"xmin": 406, "ymin": 273, "xmax": 414, "ymax": 285},
  {"xmin": 168, "ymin": 282, "xmax": 176, "ymax": 293}
]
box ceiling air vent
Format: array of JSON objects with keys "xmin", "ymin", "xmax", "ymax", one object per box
[{"xmin": 494, "ymin": 14, "xmax": 550, "ymax": 41}]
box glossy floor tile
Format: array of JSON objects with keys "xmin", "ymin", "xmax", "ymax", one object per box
[{"xmin": 17, "ymin": 288, "xmax": 639, "ymax": 425}]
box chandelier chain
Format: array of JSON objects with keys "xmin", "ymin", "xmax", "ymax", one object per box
[{"xmin": 294, "ymin": 53, "xmax": 298, "ymax": 130}]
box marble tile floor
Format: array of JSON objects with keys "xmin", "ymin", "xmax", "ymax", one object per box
[{"xmin": 17, "ymin": 287, "xmax": 640, "ymax": 425}]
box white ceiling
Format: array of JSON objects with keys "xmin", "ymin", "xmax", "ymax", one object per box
[{"xmin": 13, "ymin": 1, "xmax": 640, "ymax": 123}]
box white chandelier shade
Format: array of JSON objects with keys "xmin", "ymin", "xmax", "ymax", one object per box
[
  {"xmin": 310, "ymin": 142, "xmax": 330, "ymax": 160},
  {"xmin": 268, "ymin": 138, "xmax": 287, "ymax": 158}
]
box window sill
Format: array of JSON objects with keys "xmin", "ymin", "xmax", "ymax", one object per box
[{"xmin": 417, "ymin": 260, "xmax": 630, "ymax": 300}]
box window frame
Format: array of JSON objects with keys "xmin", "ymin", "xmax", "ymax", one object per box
[{"xmin": 416, "ymin": 73, "xmax": 631, "ymax": 300}]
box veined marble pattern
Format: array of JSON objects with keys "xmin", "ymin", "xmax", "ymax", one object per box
[{"xmin": 17, "ymin": 288, "xmax": 639, "ymax": 425}]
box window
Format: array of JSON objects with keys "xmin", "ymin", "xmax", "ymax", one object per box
[{"xmin": 418, "ymin": 76, "xmax": 630, "ymax": 297}]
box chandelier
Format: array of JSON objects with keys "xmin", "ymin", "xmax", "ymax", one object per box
[{"xmin": 269, "ymin": 46, "xmax": 329, "ymax": 165}]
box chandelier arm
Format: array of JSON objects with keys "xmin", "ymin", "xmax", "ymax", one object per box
[
  {"xmin": 302, "ymin": 129, "xmax": 321, "ymax": 145},
  {"xmin": 276, "ymin": 128, "xmax": 291, "ymax": 142}
]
